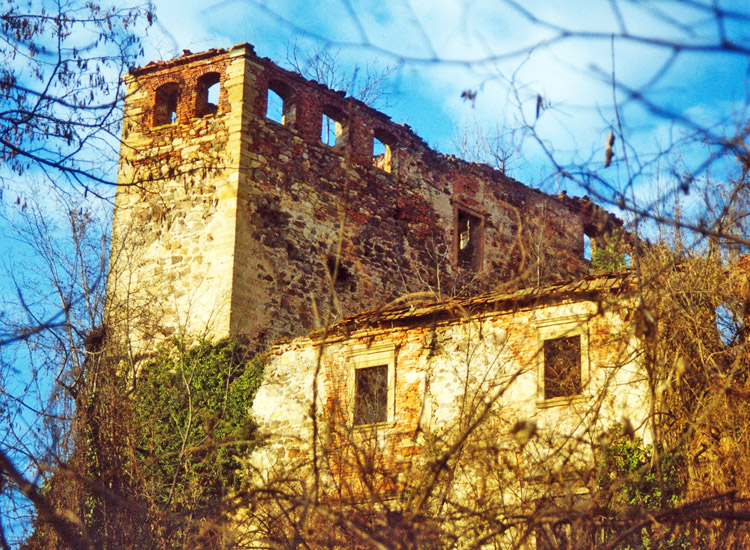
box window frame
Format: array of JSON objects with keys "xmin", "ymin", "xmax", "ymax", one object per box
[
  {"xmin": 349, "ymin": 343, "xmax": 396, "ymax": 428},
  {"xmin": 153, "ymin": 82, "xmax": 180, "ymax": 127},
  {"xmin": 534, "ymin": 315, "xmax": 590, "ymax": 407},
  {"xmin": 453, "ymin": 204, "xmax": 485, "ymax": 270}
]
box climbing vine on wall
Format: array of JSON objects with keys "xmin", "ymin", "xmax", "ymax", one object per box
[{"xmin": 132, "ymin": 338, "xmax": 263, "ymax": 546}]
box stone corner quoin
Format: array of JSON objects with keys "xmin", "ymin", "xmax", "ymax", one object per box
[{"xmin": 108, "ymin": 42, "xmax": 626, "ymax": 356}]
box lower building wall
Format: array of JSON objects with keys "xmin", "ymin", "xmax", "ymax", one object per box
[{"xmin": 246, "ymin": 296, "xmax": 649, "ymax": 548}]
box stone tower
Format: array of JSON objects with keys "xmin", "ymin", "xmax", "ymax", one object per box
[{"xmin": 108, "ymin": 43, "xmax": 620, "ymax": 353}]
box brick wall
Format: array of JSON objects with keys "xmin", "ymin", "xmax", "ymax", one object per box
[{"xmin": 109, "ymin": 43, "xmax": 622, "ymax": 351}]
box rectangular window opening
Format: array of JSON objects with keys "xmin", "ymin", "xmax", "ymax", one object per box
[
  {"xmin": 373, "ymin": 136, "xmax": 392, "ymax": 173},
  {"xmin": 196, "ymin": 72, "xmax": 221, "ymax": 117},
  {"xmin": 153, "ymin": 83, "xmax": 179, "ymax": 127},
  {"xmin": 354, "ymin": 364, "xmax": 388, "ymax": 425},
  {"xmin": 266, "ymin": 81, "xmax": 296, "ymax": 126},
  {"xmin": 206, "ymin": 82, "xmax": 220, "ymax": 106},
  {"xmin": 321, "ymin": 113, "xmax": 344, "ymax": 147},
  {"xmin": 456, "ymin": 208, "xmax": 483, "ymax": 269},
  {"xmin": 543, "ymin": 335, "xmax": 582, "ymax": 399},
  {"xmin": 266, "ymin": 89, "xmax": 285, "ymax": 124}
]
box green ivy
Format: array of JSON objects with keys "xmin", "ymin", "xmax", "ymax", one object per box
[
  {"xmin": 591, "ymin": 237, "xmax": 628, "ymax": 274},
  {"xmin": 132, "ymin": 338, "xmax": 263, "ymax": 517},
  {"xmin": 598, "ymin": 428, "xmax": 688, "ymax": 550}
]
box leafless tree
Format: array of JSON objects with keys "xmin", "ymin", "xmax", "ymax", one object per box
[
  {"xmin": 213, "ymin": 1, "xmax": 750, "ymax": 547},
  {"xmin": 286, "ymin": 40, "xmax": 398, "ymax": 109},
  {"xmin": 0, "ymin": 0, "xmax": 153, "ymax": 192},
  {"xmin": 0, "ymin": 189, "xmax": 110, "ymax": 548},
  {"xmin": 0, "ymin": 1, "xmax": 151, "ymax": 546},
  {"xmin": 6, "ymin": 1, "xmax": 750, "ymax": 548}
]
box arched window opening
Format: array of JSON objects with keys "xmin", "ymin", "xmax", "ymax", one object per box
[
  {"xmin": 266, "ymin": 80, "xmax": 296, "ymax": 125},
  {"xmin": 372, "ymin": 129, "xmax": 395, "ymax": 173},
  {"xmin": 321, "ymin": 106, "xmax": 346, "ymax": 148},
  {"xmin": 196, "ymin": 72, "xmax": 220, "ymax": 117},
  {"xmin": 153, "ymin": 83, "xmax": 179, "ymax": 127}
]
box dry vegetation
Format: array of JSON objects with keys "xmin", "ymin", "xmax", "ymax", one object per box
[{"xmin": 3, "ymin": 1, "xmax": 750, "ymax": 549}]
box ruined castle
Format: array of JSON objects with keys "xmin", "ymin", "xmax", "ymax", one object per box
[
  {"xmin": 109, "ymin": 42, "xmax": 623, "ymax": 352},
  {"xmin": 109, "ymin": 43, "xmax": 646, "ymax": 548}
]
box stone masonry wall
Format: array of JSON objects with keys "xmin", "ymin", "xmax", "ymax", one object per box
[
  {"xmin": 109, "ymin": 47, "xmax": 246, "ymax": 351},
  {"xmin": 110, "ymin": 43, "xmax": 622, "ymax": 351}
]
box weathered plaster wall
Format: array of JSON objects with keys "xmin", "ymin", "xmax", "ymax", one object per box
[
  {"xmin": 251, "ymin": 293, "xmax": 648, "ymax": 494},
  {"xmin": 110, "ymin": 43, "xmax": 622, "ymax": 351}
]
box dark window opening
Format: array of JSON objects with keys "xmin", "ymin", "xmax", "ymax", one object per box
[
  {"xmin": 354, "ymin": 365, "xmax": 388, "ymax": 425},
  {"xmin": 373, "ymin": 129, "xmax": 395, "ymax": 173},
  {"xmin": 321, "ymin": 107, "xmax": 346, "ymax": 148},
  {"xmin": 326, "ymin": 256, "xmax": 356, "ymax": 292},
  {"xmin": 456, "ymin": 208, "xmax": 483, "ymax": 269},
  {"xmin": 543, "ymin": 336, "xmax": 582, "ymax": 399},
  {"xmin": 153, "ymin": 83, "xmax": 179, "ymax": 126},
  {"xmin": 266, "ymin": 80, "xmax": 296, "ymax": 125},
  {"xmin": 196, "ymin": 72, "xmax": 220, "ymax": 117}
]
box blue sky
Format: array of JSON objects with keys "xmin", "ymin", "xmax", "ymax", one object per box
[
  {"xmin": 1, "ymin": 1, "xmax": 749, "ymax": 542},
  {"xmin": 0, "ymin": 3, "xmax": 746, "ymax": 351},
  {"xmin": 146, "ymin": 0, "xmax": 750, "ymax": 202}
]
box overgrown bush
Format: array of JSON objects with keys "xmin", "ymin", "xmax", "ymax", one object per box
[
  {"xmin": 591, "ymin": 235, "xmax": 629, "ymax": 274},
  {"xmin": 132, "ymin": 338, "xmax": 264, "ymax": 547},
  {"xmin": 597, "ymin": 427, "xmax": 687, "ymax": 550}
]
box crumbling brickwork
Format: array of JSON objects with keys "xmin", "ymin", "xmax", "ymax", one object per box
[{"xmin": 109, "ymin": 43, "xmax": 622, "ymax": 350}]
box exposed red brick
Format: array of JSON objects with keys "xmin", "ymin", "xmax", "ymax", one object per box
[{"xmin": 112, "ymin": 43, "xmax": 626, "ymax": 349}]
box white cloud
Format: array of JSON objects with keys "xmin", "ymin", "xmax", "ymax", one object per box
[{"xmin": 147, "ymin": 0, "xmax": 749, "ymax": 195}]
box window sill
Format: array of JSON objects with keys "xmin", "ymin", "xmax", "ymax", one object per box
[
  {"xmin": 352, "ymin": 420, "xmax": 395, "ymax": 431},
  {"xmin": 370, "ymin": 168, "xmax": 394, "ymax": 177},
  {"xmin": 264, "ymin": 116, "xmax": 289, "ymax": 127},
  {"xmin": 536, "ymin": 394, "xmax": 587, "ymax": 409}
]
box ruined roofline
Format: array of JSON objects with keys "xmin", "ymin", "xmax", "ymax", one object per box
[
  {"xmin": 115, "ymin": 42, "xmax": 636, "ymax": 348},
  {"xmin": 304, "ymin": 270, "xmax": 636, "ymax": 340},
  {"xmin": 126, "ymin": 42, "xmax": 626, "ymax": 238},
  {"xmin": 131, "ymin": 46, "xmax": 234, "ymax": 75},
  {"xmin": 130, "ymin": 42, "xmax": 425, "ymax": 145}
]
